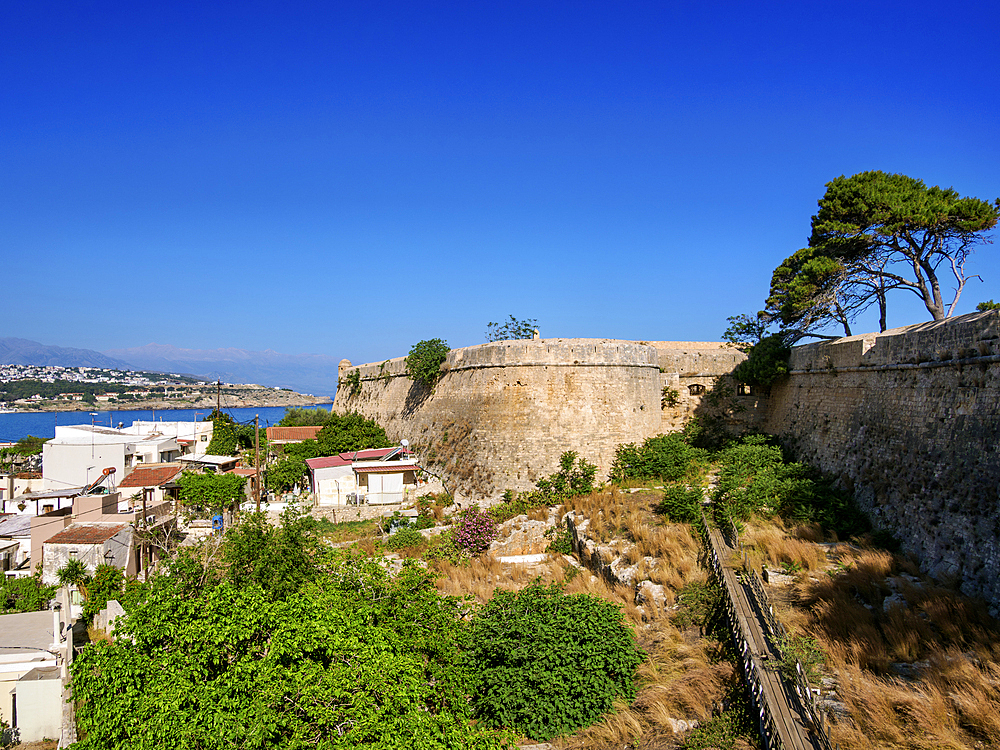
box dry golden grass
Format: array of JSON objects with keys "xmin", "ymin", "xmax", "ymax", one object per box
[
  {"xmin": 432, "ymin": 486, "xmax": 732, "ymax": 750},
  {"xmin": 772, "ymin": 536, "xmax": 1000, "ymax": 750},
  {"xmin": 744, "ymin": 520, "xmax": 828, "ymax": 572}
]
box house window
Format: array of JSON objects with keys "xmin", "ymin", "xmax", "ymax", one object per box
[
  {"xmin": 68, "ymin": 549, "xmax": 78, "ymax": 557},
  {"xmin": 201, "ymin": 435, "xmax": 208, "ymax": 442},
  {"xmin": 737, "ymin": 384, "xmax": 753, "ymax": 396},
  {"xmin": 688, "ymin": 384, "xmax": 706, "ymax": 395},
  {"xmin": 43, "ymin": 504, "xmax": 54, "ymax": 514}
]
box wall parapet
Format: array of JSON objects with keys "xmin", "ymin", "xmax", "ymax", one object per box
[{"xmin": 788, "ymin": 310, "xmax": 1000, "ymax": 371}]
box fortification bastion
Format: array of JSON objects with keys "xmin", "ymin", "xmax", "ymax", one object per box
[{"xmin": 334, "ymin": 338, "xmax": 746, "ymax": 497}]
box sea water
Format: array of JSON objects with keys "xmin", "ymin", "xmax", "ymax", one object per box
[{"xmin": 0, "ymin": 404, "xmax": 333, "ymax": 443}]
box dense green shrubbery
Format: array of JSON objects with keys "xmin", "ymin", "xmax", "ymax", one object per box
[
  {"xmin": 386, "ymin": 527, "xmax": 425, "ymax": 550},
  {"xmin": 283, "ymin": 411, "xmax": 393, "ymax": 460},
  {"xmin": 731, "ymin": 333, "xmax": 791, "ymax": 386},
  {"xmin": 610, "ymin": 432, "xmax": 708, "ymax": 484},
  {"xmin": 534, "ymin": 451, "xmax": 597, "ymax": 498},
  {"xmin": 654, "ymin": 484, "xmax": 704, "ymax": 524},
  {"xmin": 277, "ymin": 407, "xmax": 333, "ymax": 426},
  {"xmin": 178, "ymin": 471, "xmax": 247, "ymax": 515},
  {"xmin": 405, "ymin": 338, "xmax": 450, "ymax": 387},
  {"xmin": 71, "ymin": 507, "xmax": 516, "ymax": 750},
  {"xmin": 0, "ymin": 573, "xmax": 55, "ymax": 614},
  {"xmin": 467, "ymin": 583, "xmax": 644, "ymax": 740},
  {"xmin": 203, "ymin": 410, "xmax": 266, "ymax": 456},
  {"xmin": 712, "ymin": 435, "xmax": 869, "ymax": 538}
]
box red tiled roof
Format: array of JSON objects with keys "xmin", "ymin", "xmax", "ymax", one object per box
[
  {"xmin": 46, "ymin": 523, "xmax": 128, "ymax": 545},
  {"xmin": 229, "ymin": 467, "xmax": 257, "ymax": 476},
  {"xmin": 266, "ymin": 426, "xmax": 323, "ymax": 442},
  {"xmin": 118, "ymin": 464, "xmax": 183, "ymax": 488},
  {"xmin": 306, "ymin": 455, "xmax": 351, "ymax": 470}
]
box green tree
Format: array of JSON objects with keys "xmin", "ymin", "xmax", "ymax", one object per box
[
  {"xmin": 265, "ymin": 456, "xmax": 308, "ymax": 492},
  {"xmin": 806, "ymin": 171, "xmax": 999, "ymax": 325},
  {"xmin": 485, "ymin": 315, "xmax": 538, "ymax": 342},
  {"xmin": 0, "ymin": 573, "xmax": 56, "ymax": 614},
  {"xmin": 70, "ymin": 542, "xmax": 515, "ymax": 750},
  {"xmin": 315, "ymin": 411, "xmax": 393, "ymax": 455},
  {"xmin": 467, "ymin": 583, "xmax": 643, "ymax": 740},
  {"xmin": 405, "ymin": 339, "xmax": 450, "ymax": 387},
  {"xmin": 977, "ymin": 299, "xmax": 1000, "ymax": 311},
  {"xmin": 177, "ymin": 471, "xmax": 246, "ymax": 514},
  {"xmin": 278, "ymin": 407, "xmax": 333, "ymax": 427}
]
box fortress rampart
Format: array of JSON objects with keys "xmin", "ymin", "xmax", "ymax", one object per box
[
  {"xmin": 334, "ymin": 311, "xmax": 1000, "ymax": 611},
  {"xmin": 765, "ymin": 310, "xmax": 1000, "ymax": 612},
  {"xmin": 335, "ymin": 339, "xmax": 748, "ymax": 496}
]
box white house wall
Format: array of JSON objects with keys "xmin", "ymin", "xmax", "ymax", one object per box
[
  {"xmin": 42, "ymin": 442, "xmax": 126, "ymax": 492},
  {"xmin": 312, "ymin": 466, "xmax": 356, "ymax": 506}
]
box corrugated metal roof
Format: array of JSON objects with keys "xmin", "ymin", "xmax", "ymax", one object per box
[
  {"xmin": 305, "ymin": 455, "xmax": 351, "ymax": 469},
  {"xmin": 46, "ymin": 523, "xmax": 128, "ymax": 545},
  {"xmin": 118, "ymin": 464, "xmax": 183, "ymax": 488},
  {"xmin": 0, "ymin": 515, "xmax": 33, "ymax": 537}
]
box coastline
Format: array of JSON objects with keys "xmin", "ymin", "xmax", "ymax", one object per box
[{"xmin": 7, "ymin": 387, "xmax": 331, "ymax": 414}]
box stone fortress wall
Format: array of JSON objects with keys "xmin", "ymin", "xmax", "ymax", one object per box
[
  {"xmin": 334, "ymin": 339, "xmax": 749, "ymax": 497},
  {"xmin": 334, "ymin": 311, "xmax": 1000, "ymax": 610},
  {"xmin": 764, "ymin": 310, "xmax": 1000, "ymax": 613}
]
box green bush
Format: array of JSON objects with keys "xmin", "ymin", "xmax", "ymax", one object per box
[
  {"xmin": 610, "ymin": 433, "xmax": 707, "ymax": 484},
  {"xmin": 405, "ymin": 338, "xmax": 450, "ymax": 387},
  {"xmin": 468, "ymin": 583, "xmax": 643, "ymax": 740},
  {"xmin": 0, "ymin": 574, "xmax": 56, "ymax": 614},
  {"xmin": 535, "ymin": 451, "xmax": 597, "ymax": 499},
  {"xmin": 732, "ymin": 333, "xmax": 791, "ymax": 386},
  {"xmin": 712, "ymin": 435, "xmax": 870, "ymax": 538},
  {"xmin": 654, "ymin": 484, "xmax": 703, "ymax": 524},
  {"xmin": 386, "ymin": 527, "xmax": 424, "ymax": 550}
]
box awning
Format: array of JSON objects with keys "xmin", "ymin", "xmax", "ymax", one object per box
[{"xmin": 353, "ymin": 464, "xmax": 419, "ymax": 474}]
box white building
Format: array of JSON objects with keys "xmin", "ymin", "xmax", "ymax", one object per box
[
  {"xmin": 41, "ymin": 425, "xmax": 181, "ymax": 493},
  {"xmin": 307, "ymin": 447, "xmax": 419, "ymax": 506},
  {"xmin": 121, "ymin": 420, "xmax": 213, "ymax": 456}
]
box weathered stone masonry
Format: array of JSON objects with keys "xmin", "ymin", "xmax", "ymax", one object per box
[
  {"xmin": 334, "ymin": 311, "xmax": 1000, "ymax": 611},
  {"xmin": 334, "ymin": 339, "xmax": 750, "ymax": 497},
  {"xmin": 764, "ymin": 310, "xmax": 1000, "ymax": 614}
]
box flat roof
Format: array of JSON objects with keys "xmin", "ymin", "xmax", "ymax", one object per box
[
  {"xmin": 0, "ymin": 611, "xmax": 55, "ymax": 654},
  {"xmin": 47, "ymin": 523, "xmax": 128, "ymax": 545}
]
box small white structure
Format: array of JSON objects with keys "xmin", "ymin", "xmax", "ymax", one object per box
[
  {"xmin": 42, "ymin": 425, "xmax": 181, "ymax": 492},
  {"xmin": 0, "ymin": 610, "xmax": 62, "ymax": 744},
  {"xmin": 122, "ymin": 420, "xmax": 213, "ymax": 457},
  {"xmin": 307, "ymin": 447, "xmax": 419, "ymax": 506},
  {"xmin": 0, "ymin": 515, "xmax": 33, "ymax": 573}
]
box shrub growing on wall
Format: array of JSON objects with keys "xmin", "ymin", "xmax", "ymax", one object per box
[
  {"xmin": 468, "ymin": 583, "xmax": 644, "ymax": 740},
  {"xmin": 405, "ymin": 338, "xmax": 450, "ymax": 387}
]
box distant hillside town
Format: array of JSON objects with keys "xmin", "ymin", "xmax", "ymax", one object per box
[{"xmin": 0, "ymin": 364, "xmax": 323, "ymax": 412}]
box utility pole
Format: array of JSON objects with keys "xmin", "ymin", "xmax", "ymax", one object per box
[
  {"xmin": 216, "ymin": 380, "xmax": 221, "ymax": 414},
  {"xmin": 254, "ymin": 414, "xmax": 261, "ymax": 513},
  {"xmin": 141, "ymin": 488, "xmax": 149, "ymax": 582}
]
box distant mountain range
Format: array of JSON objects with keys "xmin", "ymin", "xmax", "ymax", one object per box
[
  {"xmin": 0, "ymin": 338, "xmax": 339, "ymax": 398},
  {"xmin": 0, "ymin": 337, "xmax": 129, "ymax": 369}
]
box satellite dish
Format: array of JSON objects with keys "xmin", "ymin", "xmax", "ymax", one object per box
[{"xmin": 401, "ymin": 439, "xmax": 409, "ymax": 447}]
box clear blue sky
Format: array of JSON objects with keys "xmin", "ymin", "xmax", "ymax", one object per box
[{"xmin": 4, "ymin": 0, "xmax": 998, "ymax": 366}]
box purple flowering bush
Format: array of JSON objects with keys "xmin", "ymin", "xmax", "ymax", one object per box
[{"xmin": 452, "ymin": 507, "xmax": 497, "ymax": 556}]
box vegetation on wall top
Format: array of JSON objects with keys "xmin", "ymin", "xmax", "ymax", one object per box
[{"xmin": 405, "ymin": 338, "xmax": 450, "ymax": 388}]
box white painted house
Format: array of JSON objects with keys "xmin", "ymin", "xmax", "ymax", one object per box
[
  {"xmin": 41, "ymin": 425, "xmax": 181, "ymax": 493},
  {"xmin": 307, "ymin": 447, "xmax": 419, "ymax": 506}
]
